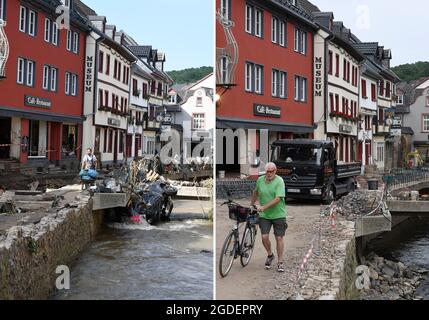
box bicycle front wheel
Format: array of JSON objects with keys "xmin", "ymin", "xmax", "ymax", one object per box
[
  {"xmin": 219, "ymin": 230, "xmax": 237, "ymax": 278},
  {"xmin": 240, "ymin": 225, "xmax": 256, "ymax": 267}
]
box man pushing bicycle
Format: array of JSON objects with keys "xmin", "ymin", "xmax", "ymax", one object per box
[{"xmin": 251, "ymin": 162, "xmax": 288, "ymax": 273}]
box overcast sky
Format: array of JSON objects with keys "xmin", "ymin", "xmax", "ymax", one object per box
[
  {"xmin": 314, "ymin": 0, "xmax": 429, "ymax": 67},
  {"xmin": 84, "ymin": 0, "xmax": 214, "ymax": 71}
]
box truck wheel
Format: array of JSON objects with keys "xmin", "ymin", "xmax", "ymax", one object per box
[
  {"xmin": 323, "ymin": 185, "xmax": 335, "ymax": 205},
  {"xmin": 349, "ymin": 181, "xmax": 356, "ymax": 193}
]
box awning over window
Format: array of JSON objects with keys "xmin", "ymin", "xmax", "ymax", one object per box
[
  {"xmin": 0, "ymin": 107, "xmax": 84, "ymax": 124},
  {"xmin": 216, "ymin": 117, "xmax": 316, "ymax": 133}
]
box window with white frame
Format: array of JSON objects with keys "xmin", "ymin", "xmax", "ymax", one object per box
[
  {"xmin": 245, "ymin": 4, "xmax": 263, "ymax": 38},
  {"xmin": 197, "ymin": 97, "xmax": 203, "ymax": 107},
  {"xmin": 245, "ymin": 5, "xmax": 252, "ymax": 33},
  {"xmin": 145, "ymin": 137, "xmax": 156, "ymax": 155},
  {"xmin": 271, "ymin": 17, "xmax": 278, "ymax": 43},
  {"xmin": 19, "ymin": 6, "xmax": 26, "ymax": 32},
  {"xmin": 272, "ymin": 70, "xmax": 278, "ymax": 97},
  {"xmin": 17, "ymin": 58, "xmax": 25, "ymax": 84},
  {"xmin": 376, "ymin": 143, "xmax": 385, "ymax": 162},
  {"xmin": 272, "ymin": 17, "xmax": 286, "ymax": 46},
  {"xmin": 42, "ymin": 65, "xmax": 58, "ymax": 91},
  {"xmin": 397, "ymin": 95, "xmax": 404, "ymax": 105},
  {"xmin": 66, "ymin": 30, "xmax": 72, "ymax": 51},
  {"xmin": 44, "ymin": 19, "xmax": 59, "ymax": 45},
  {"xmin": 169, "ymin": 95, "xmax": 177, "ymax": 104},
  {"xmin": 254, "ymin": 64, "xmax": 263, "ymax": 94},
  {"xmin": 52, "ymin": 22, "xmax": 59, "ymax": 45},
  {"xmin": 245, "ymin": 63, "xmax": 252, "ymax": 92},
  {"xmin": 17, "ymin": 58, "xmax": 35, "ymax": 86},
  {"xmin": 72, "ymin": 32, "xmax": 79, "ymax": 53},
  {"xmin": 279, "ymin": 20, "xmax": 285, "ymax": 46},
  {"xmin": 19, "ymin": 6, "xmax": 37, "ymax": 36},
  {"xmin": 65, "ymin": 72, "xmax": 78, "ymax": 96},
  {"xmin": 294, "ymin": 28, "xmax": 307, "ymax": 54},
  {"xmin": 220, "ymin": 0, "xmax": 230, "ymax": 20},
  {"xmin": 294, "ymin": 76, "xmax": 307, "ymax": 102},
  {"xmin": 26, "ymin": 60, "xmax": 34, "ymax": 86},
  {"xmin": 245, "ymin": 62, "xmax": 263, "ymax": 94},
  {"xmin": 423, "ymin": 115, "xmax": 429, "ymax": 132},
  {"xmin": 0, "ymin": 0, "xmax": 5, "ymax": 21},
  {"xmin": 61, "ymin": 0, "xmax": 70, "ymax": 8},
  {"xmin": 272, "ymin": 69, "xmax": 287, "ymax": 98},
  {"xmin": 220, "ymin": 56, "xmax": 230, "ymax": 85},
  {"xmin": 279, "ymin": 71, "xmax": 287, "ymax": 98},
  {"xmin": 28, "ymin": 9, "xmax": 36, "ymax": 36},
  {"xmin": 255, "ymin": 8, "xmax": 263, "ymax": 37},
  {"xmin": 426, "ymin": 96, "xmax": 429, "ymax": 107},
  {"xmin": 193, "ymin": 113, "xmax": 206, "ymax": 130}
]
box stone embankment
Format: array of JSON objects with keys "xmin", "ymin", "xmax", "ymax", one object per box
[
  {"xmin": 295, "ymin": 212, "xmax": 359, "ymax": 300},
  {"xmin": 0, "ymin": 186, "xmax": 104, "ymax": 300},
  {"xmin": 297, "ymin": 188, "xmax": 405, "ymax": 300}
]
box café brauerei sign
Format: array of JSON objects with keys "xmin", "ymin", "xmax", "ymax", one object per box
[{"xmin": 254, "ymin": 104, "xmax": 281, "ymax": 118}]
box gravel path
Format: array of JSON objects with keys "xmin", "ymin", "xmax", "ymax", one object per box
[{"xmin": 216, "ymin": 199, "xmax": 322, "ymax": 300}]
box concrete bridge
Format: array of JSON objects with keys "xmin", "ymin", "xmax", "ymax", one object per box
[
  {"xmin": 356, "ymin": 170, "xmax": 429, "ymax": 238},
  {"xmin": 387, "ymin": 180, "xmax": 429, "ymax": 215}
]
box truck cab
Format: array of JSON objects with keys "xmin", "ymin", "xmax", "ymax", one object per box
[{"xmin": 271, "ymin": 139, "xmax": 361, "ymax": 204}]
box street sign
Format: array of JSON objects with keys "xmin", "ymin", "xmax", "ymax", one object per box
[
  {"xmin": 390, "ymin": 128, "xmax": 402, "ymax": 136},
  {"xmin": 393, "ymin": 117, "xmax": 402, "ymax": 127}
]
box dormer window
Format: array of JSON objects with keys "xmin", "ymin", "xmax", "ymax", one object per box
[
  {"xmin": 169, "ymin": 95, "xmax": 177, "ymax": 104},
  {"xmin": 61, "ymin": 0, "xmax": 71, "ymax": 8}
]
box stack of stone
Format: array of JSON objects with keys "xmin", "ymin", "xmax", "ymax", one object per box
[{"xmin": 360, "ymin": 253, "xmax": 428, "ymax": 300}]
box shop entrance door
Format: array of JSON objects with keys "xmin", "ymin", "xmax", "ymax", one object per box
[{"xmin": 0, "ymin": 118, "xmax": 11, "ymax": 159}]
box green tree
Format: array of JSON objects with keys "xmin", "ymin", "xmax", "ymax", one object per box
[
  {"xmin": 392, "ymin": 61, "xmax": 429, "ymax": 82},
  {"xmin": 167, "ymin": 66, "xmax": 213, "ymax": 85}
]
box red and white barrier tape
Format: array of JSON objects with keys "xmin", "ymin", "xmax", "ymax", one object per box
[{"xmin": 296, "ymin": 201, "xmax": 338, "ymax": 293}]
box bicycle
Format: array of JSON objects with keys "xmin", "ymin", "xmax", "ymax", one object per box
[{"xmin": 218, "ymin": 199, "xmax": 259, "ymax": 278}]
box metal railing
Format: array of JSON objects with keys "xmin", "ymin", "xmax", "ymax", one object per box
[{"xmin": 384, "ymin": 167, "xmax": 429, "ymax": 192}]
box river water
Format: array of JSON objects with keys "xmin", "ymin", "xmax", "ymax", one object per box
[
  {"xmin": 369, "ymin": 217, "xmax": 429, "ymax": 299},
  {"xmin": 53, "ymin": 219, "xmax": 213, "ymax": 300}
]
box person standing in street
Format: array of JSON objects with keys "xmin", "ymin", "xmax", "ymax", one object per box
[
  {"xmin": 82, "ymin": 148, "xmax": 98, "ymax": 170},
  {"xmin": 251, "ymin": 162, "xmax": 288, "ymax": 273}
]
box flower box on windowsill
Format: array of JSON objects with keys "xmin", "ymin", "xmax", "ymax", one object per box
[
  {"xmin": 330, "ymin": 111, "xmax": 343, "ymax": 118},
  {"xmin": 98, "ymin": 106, "xmax": 110, "ymax": 112}
]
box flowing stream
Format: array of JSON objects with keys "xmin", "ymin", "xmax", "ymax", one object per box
[{"xmin": 53, "ymin": 218, "xmax": 213, "ymax": 300}]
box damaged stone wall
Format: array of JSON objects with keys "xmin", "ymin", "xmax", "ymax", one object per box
[
  {"xmin": 337, "ymin": 236, "xmax": 360, "ymax": 300},
  {"xmin": 0, "ymin": 198, "xmax": 104, "ymax": 300}
]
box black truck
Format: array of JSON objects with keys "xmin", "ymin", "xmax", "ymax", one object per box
[{"xmin": 270, "ymin": 139, "xmax": 362, "ymax": 204}]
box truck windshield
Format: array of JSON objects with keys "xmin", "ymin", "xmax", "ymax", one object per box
[{"xmin": 272, "ymin": 145, "xmax": 322, "ymax": 165}]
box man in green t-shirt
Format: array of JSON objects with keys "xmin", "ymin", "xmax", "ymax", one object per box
[{"xmin": 251, "ymin": 162, "xmax": 288, "ymax": 273}]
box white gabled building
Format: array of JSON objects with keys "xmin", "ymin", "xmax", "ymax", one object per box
[
  {"xmin": 79, "ymin": 12, "xmax": 136, "ymax": 166},
  {"xmin": 352, "ymin": 42, "xmax": 400, "ymax": 171},
  {"xmin": 129, "ymin": 62, "xmax": 152, "ymax": 159},
  {"xmin": 312, "ymin": 14, "xmax": 364, "ymax": 163},
  {"xmin": 127, "ymin": 46, "xmax": 173, "ymax": 154},
  {"xmin": 357, "ymin": 60, "xmax": 382, "ymax": 170},
  {"xmin": 167, "ymin": 73, "xmax": 215, "ymax": 160}
]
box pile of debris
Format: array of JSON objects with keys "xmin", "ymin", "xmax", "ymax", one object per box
[
  {"xmin": 360, "ymin": 253, "xmax": 427, "ymax": 300},
  {"xmin": 330, "ymin": 190, "xmax": 384, "ymax": 219}
]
